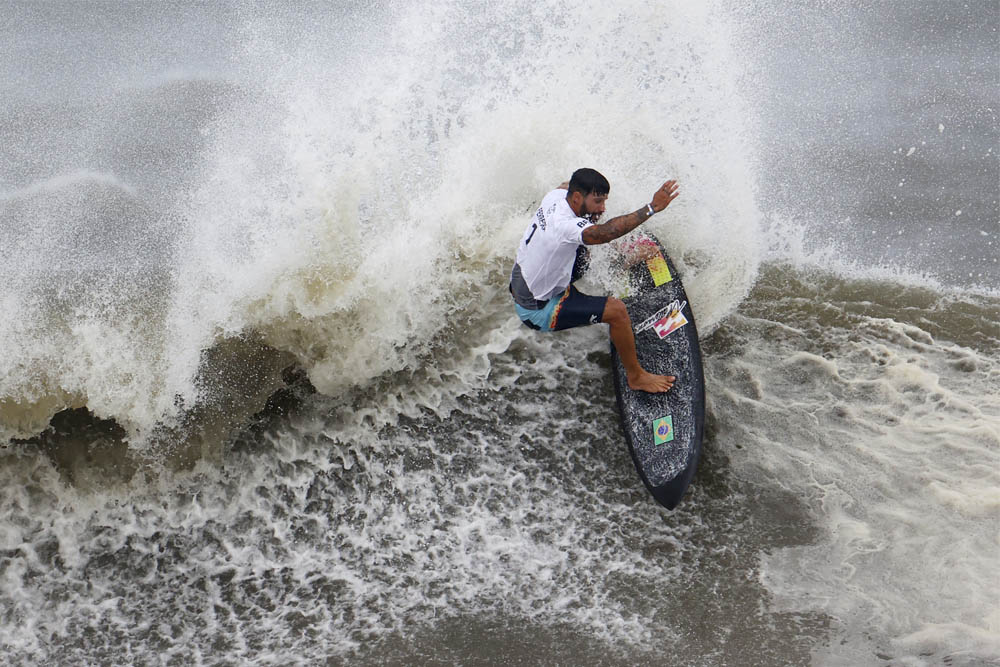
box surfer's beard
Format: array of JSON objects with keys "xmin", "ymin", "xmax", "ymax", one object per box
[{"xmin": 582, "ymin": 206, "xmax": 603, "ymax": 223}]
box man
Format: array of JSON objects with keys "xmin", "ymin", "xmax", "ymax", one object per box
[{"xmin": 510, "ymin": 167, "xmax": 680, "ymax": 393}]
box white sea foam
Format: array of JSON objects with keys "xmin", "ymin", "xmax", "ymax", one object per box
[
  {"xmin": 714, "ymin": 295, "xmax": 1000, "ymax": 664},
  {"xmin": 0, "ymin": 323, "xmax": 724, "ymax": 662},
  {"xmin": 0, "ymin": 0, "xmax": 761, "ymax": 443}
]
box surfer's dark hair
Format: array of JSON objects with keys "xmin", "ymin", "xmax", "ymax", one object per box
[{"xmin": 568, "ymin": 168, "xmax": 610, "ymax": 197}]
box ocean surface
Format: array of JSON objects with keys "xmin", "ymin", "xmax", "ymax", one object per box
[{"xmin": 1, "ymin": 1, "xmax": 997, "ymax": 665}]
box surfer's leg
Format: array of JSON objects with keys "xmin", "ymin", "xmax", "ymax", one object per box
[{"xmin": 602, "ymin": 298, "xmax": 675, "ymax": 393}]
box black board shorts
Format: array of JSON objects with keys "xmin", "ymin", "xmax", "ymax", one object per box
[{"xmin": 514, "ymin": 284, "xmax": 608, "ymax": 332}]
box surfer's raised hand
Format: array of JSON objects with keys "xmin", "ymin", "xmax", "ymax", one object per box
[
  {"xmin": 650, "ymin": 180, "xmax": 679, "ymax": 213},
  {"xmin": 581, "ymin": 179, "xmax": 680, "ymax": 246}
]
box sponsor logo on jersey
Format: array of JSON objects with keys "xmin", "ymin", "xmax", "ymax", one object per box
[{"xmin": 535, "ymin": 207, "xmax": 546, "ymax": 230}]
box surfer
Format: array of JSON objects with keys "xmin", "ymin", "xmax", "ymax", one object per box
[{"xmin": 510, "ymin": 168, "xmax": 680, "ymax": 393}]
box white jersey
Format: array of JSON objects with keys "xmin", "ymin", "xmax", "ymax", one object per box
[{"xmin": 514, "ymin": 189, "xmax": 593, "ymax": 302}]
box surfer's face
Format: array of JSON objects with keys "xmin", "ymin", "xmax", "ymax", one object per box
[{"xmin": 581, "ymin": 193, "xmax": 607, "ymax": 222}]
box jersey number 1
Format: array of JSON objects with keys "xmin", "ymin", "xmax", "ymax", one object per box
[{"xmin": 525, "ymin": 223, "xmax": 538, "ymax": 245}]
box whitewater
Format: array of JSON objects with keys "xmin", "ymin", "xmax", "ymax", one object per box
[{"xmin": 1, "ymin": 1, "xmax": 997, "ymax": 665}]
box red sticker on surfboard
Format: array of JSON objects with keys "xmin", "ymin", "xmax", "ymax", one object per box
[
  {"xmin": 652, "ymin": 308, "xmax": 688, "ymax": 339},
  {"xmin": 636, "ymin": 299, "xmax": 688, "ymax": 339},
  {"xmin": 623, "ymin": 237, "xmax": 673, "ymax": 286}
]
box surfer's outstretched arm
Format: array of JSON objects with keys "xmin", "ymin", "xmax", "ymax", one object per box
[{"xmin": 582, "ymin": 180, "xmax": 679, "ymax": 245}]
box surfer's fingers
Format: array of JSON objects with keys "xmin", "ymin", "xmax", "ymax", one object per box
[{"xmin": 651, "ymin": 182, "xmax": 680, "ymax": 211}]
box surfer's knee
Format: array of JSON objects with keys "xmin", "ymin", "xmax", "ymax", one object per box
[{"xmin": 602, "ymin": 297, "xmax": 630, "ymax": 326}]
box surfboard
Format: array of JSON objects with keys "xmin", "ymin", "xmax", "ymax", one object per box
[{"xmin": 610, "ymin": 234, "xmax": 705, "ymax": 510}]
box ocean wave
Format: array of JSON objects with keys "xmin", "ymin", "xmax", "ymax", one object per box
[{"xmin": 1, "ymin": 0, "xmax": 761, "ymax": 448}]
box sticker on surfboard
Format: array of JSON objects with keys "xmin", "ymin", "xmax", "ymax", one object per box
[
  {"xmin": 646, "ymin": 253, "xmax": 673, "ymax": 286},
  {"xmin": 652, "ymin": 308, "xmax": 688, "ymax": 339},
  {"xmin": 636, "ymin": 299, "xmax": 688, "ymax": 339},
  {"xmin": 653, "ymin": 415, "xmax": 674, "ymax": 445}
]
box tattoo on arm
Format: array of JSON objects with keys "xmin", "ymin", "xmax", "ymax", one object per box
[{"xmin": 581, "ymin": 207, "xmax": 651, "ymax": 245}]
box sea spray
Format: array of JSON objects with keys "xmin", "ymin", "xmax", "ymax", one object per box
[{"xmin": 2, "ymin": 0, "xmax": 761, "ymax": 447}]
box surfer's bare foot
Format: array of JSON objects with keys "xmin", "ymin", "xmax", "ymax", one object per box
[
  {"xmin": 605, "ymin": 299, "xmax": 676, "ymax": 393},
  {"xmin": 627, "ymin": 371, "xmax": 675, "ymax": 393}
]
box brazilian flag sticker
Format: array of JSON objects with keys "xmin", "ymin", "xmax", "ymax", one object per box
[{"xmin": 653, "ymin": 415, "xmax": 674, "ymax": 445}]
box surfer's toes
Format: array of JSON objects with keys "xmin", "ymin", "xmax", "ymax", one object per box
[{"xmin": 628, "ymin": 373, "xmax": 676, "ymax": 394}]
